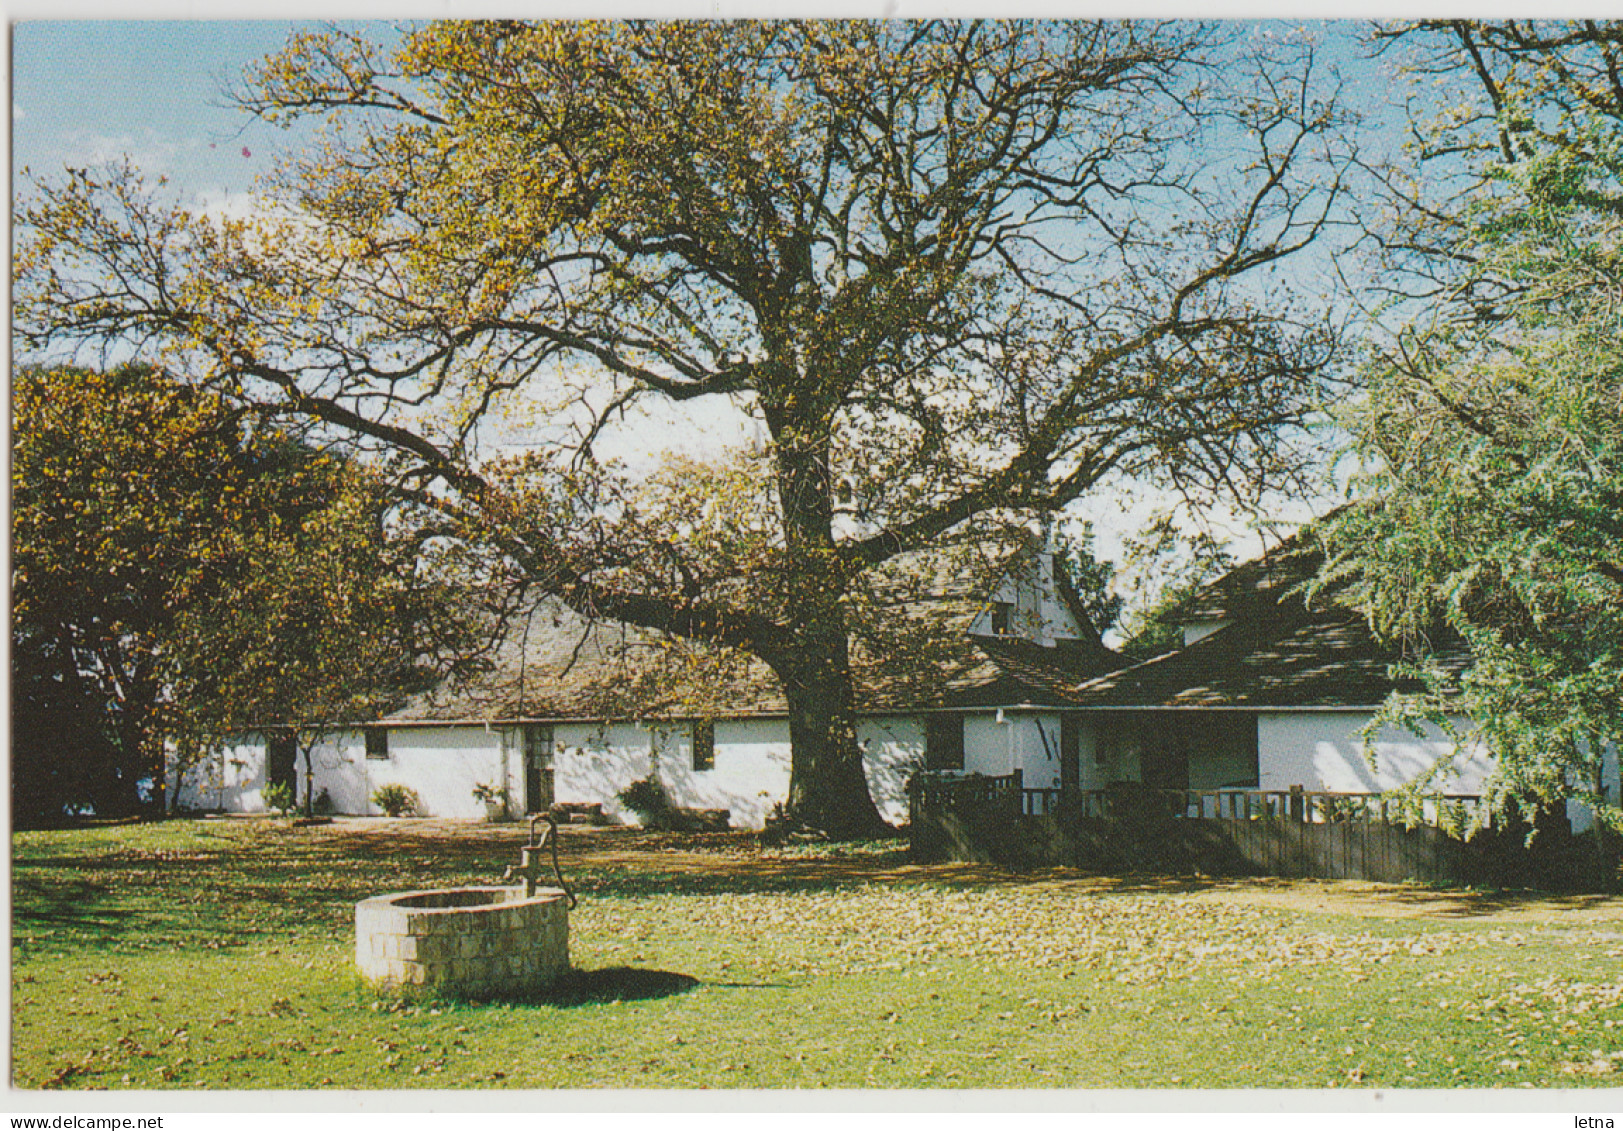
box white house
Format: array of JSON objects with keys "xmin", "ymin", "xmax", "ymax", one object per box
[
  {"xmin": 172, "ymin": 548, "xmax": 1119, "ymax": 826},
  {"xmin": 171, "ymin": 539, "xmax": 1620, "ymax": 830},
  {"xmin": 1030, "ymin": 540, "xmax": 1618, "ymax": 833}
]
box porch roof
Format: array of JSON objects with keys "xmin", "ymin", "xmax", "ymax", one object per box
[{"xmin": 1065, "ymin": 609, "xmax": 1468, "ymax": 710}]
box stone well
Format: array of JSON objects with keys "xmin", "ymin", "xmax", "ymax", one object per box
[{"xmin": 354, "ymin": 886, "xmax": 569, "ymax": 998}]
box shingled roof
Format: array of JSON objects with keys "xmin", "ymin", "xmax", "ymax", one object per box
[
  {"xmin": 381, "ymin": 602, "xmax": 777, "ymax": 723},
  {"xmin": 1065, "ymin": 530, "xmax": 1469, "ymax": 710},
  {"xmin": 382, "ymin": 547, "xmax": 1125, "ymax": 724},
  {"xmin": 1177, "ymin": 525, "xmax": 1324, "ymax": 625},
  {"xmin": 1064, "ymin": 610, "xmax": 1467, "ymax": 709}
]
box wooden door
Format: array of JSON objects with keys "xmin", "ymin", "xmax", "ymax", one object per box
[
  {"xmin": 267, "ymin": 729, "xmax": 297, "ymax": 793},
  {"xmin": 524, "ymin": 725, "xmax": 554, "ymax": 813},
  {"xmin": 924, "ymin": 713, "xmax": 965, "ymax": 771},
  {"xmin": 1138, "ymin": 715, "xmax": 1189, "ymax": 791},
  {"xmin": 1060, "ymin": 714, "xmax": 1082, "ymax": 792}
]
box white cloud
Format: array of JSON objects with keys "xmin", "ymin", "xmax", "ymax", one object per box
[
  {"xmin": 192, "ymin": 189, "xmax": 285, "ymax": 224},
  {"xmin": 51, "ymin": 128, "xmax": 192, "ymax": 177}
]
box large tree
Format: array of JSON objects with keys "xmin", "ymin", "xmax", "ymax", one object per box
[
  {"xmin": 1317, "ymin": 21, "xmax": 1623, "ymax": 837},
  {"xmin": 14, "ymin": 364, "xmax": 260, "ymax": 820},
  {"xmin": 16, "ymin": 20, "xmax": 1351, "ymax": 836},
  {"xmin": 11, "ymin": 364, "xmax": 482, "ymax": 822}
]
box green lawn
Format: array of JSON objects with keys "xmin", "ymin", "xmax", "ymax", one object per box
[{"xmin": 11, "ymin": 818, "xmax": 1623, "ymax": 1090}]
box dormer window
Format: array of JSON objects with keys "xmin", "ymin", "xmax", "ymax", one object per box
[
  {"xmin": 990, "ymin": 601, "xmax": 1014, "ymax": 635},
  {"xmin": 1181, "ymin": 620, "xmax": 1230, "ymax": 648}
]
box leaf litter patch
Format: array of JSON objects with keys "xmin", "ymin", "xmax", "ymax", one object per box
[{"xmin": 577, "ymin": 886, "xmax": 1623, "ymax": 989}]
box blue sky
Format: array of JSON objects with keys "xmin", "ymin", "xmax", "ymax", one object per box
[
  {"xmin": 13, "ymin": 21, "xmax": 357, "ymax": 205},
  {"xmin": 9, "ymin": 18, "xmax": 1401, "ymax": 228},
  {"xmin": 4, "ymin": 16, "xmax": 1415, "ymax": 574}
]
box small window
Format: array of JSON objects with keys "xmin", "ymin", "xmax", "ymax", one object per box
[
  {"xmin": 365, "ymin": 729, "xmax": 389, "ymax": 761},
  {"xmin": 990, "ymin": 601, "xmax": 1014, "ymax": 635},
  {"xmin": 925, "ymin": 713, "xmax": 965, "ymax": 772},
  {"xmin": 692, "ymin": 720, "xmax": 715, "ymax": 771}
]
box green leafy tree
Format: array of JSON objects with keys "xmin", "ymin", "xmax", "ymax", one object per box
[
  {"xmin": 166, "ymin": 456, "xmax": 490, "ymax": 817},
  {"xmin": 17, "ymin": 21, "xmax": 1353, "ymax": 836},
  {"xmin": 11, "ymin": 364, "xmax": 479, "ymax": 822},
  {"xmin": 13, "ymin": 365, "xmax": 258, "ymax": 820},
  {"xmin": 11, "ymin": 618, "xmax": 127, "ymax": 825},
  {"xmin": 1320, "ymin": 21, "xmax": 1623, "ymax": 841},
  {"xmin": 1049, "ymin": 518, "xmax": 1125, "ymax": 645},
  {"xmin": 1112, "ymin": 516, "xmax": 1235, "ymax": 660}
]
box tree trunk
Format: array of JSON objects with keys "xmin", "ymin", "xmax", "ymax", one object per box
[
  {"xmin": 1592, "ymin": 756, "xmax": 1619, "ymax": 891},
  {"xmin": 778, "ymin": 640, "xmax": 890, "ymax": 840},
  {"xmin": 109, "ymin": 701, "xmax": 155, "ymax": 819},
  {"xmin": 756, "ymin": 381, "xmax": 894, "ymax": 838},
  {"xmin": 300, "ymin": 735, "xmax": 317, "ymax": 819},
  {"xmin": 113, "ymin": 655, "xmax": 165, "ymax": 818}
]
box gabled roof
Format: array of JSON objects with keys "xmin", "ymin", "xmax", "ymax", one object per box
[
  {"xmin": 1067, "ymin": 528, "xmax": 1468, "ymax": 711},
  {"xmin": 944, "ymin": 634, "xmax": 1126, "ymax": 709},
  {"xmin": 1177, "ymin": 526, "xmax": 1323, "ymax": 625},
  {"xmin": 381, "ymin": 602, "xmax": 783, "ymax": 723}
]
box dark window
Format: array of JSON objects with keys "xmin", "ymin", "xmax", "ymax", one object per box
[
  {"xmin": 365, "ymin": 729, "xmax": 389, "ymax": 761},
  {"xmin": 692, "ymin": 721, "xmax": 715, "ymax": 771},
  {"xmin": 990, "ymin": 601, "xmax": 1014, "ymax": 635},
  {"xmin": 925, "ymin": 713, "xmax": 965, "ymax": 771}
]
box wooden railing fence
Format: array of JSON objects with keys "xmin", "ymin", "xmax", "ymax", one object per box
[
  {"xmin": 1018, "ymin": 784, "xmax": 1489, "ymax": 829},
  {"xmin": 907, "ymin": 772, "xmax": 1610, "ymax": 890}
]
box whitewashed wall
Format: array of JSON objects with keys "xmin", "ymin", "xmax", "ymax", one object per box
[
  {"xmin": 553, "ymin": 722, "xmax": 656, "ymax": 824},
  {"xmin": 299, "ymin": 731, "xmax": 367, "ymax": 814},
  {"xmin": 1072, "ymin": 722, "xmax": 1105, "ymax": 790},
  {"xmin": 658, "ymin": 718, "xmax": 789, "ymax": 829},
  {"xmin": 962, "ymin": 712, "xmax": 1067, "ymax": 790},
  {"xmin": 170, "ymin": 711, "xmax": 1622, "ymax": 837},
  {"xmin": 367, "ymin": 727, "xmax": 506, "ymax": 819},
  {"xmin": 172, "ymin": 737, "xmax": 268, "ymax": 813},
  {"xmin": 859, "ymin": 717, "xmax": 924, "ymax": 825},
  {"xmin": 171, "ymin": 729, "xmax": 375, "ymax": 814},
  {"xmin": 552, "ymin": 715, "xmax": 924, "ymax": 829},
  {"xmin": 1258, "ymin": 714, "xmax": 1623, "ymax": 834},
  {"xmin": 966, "ymin": 554, "xmax": 1085, "ymax": 645},
  {"xmin": 501, "ymin": 727, "xmax": 526, "ymax": 820},
  {"xmin": 1257, "ymin": 712, "xmax": 1493, "ymax": 794}
]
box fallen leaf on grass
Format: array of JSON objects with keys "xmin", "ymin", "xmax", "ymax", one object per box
[{"xmin": 1561, "ymin": 1060, "xmax": 1615, "ymax": 1077}]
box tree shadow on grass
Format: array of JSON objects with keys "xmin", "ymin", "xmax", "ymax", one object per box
[{"xmin": 1375, "ymin": 885, "xmax": 1623, "ymax": 918}]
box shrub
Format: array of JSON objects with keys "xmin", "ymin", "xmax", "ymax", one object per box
[
  {"xmin": 616, "ymin": 776, "xmax": 670, "ymax": 828},
  {"xmin": 371, "ymin": 783, "xmax": 420, "ymax": 817},
  {"xmin": 471, "ymin": 782, "xmax": 510, "ymax": 806},
  {"xmin": 263, "ymin": 781, "xmax": 296, "ymax": 817},
  {"xmin": 312, "ymin": 788, "xmax": 336, "ymax": 817},
  {"xmin": 472, "ymin": 782, "xmax": 512, "ymax": 821}
]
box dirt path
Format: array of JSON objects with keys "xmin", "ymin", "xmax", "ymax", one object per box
[{"xmin": 289, "ymin": 815, "xmax": 1623, "ymax": 928}]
